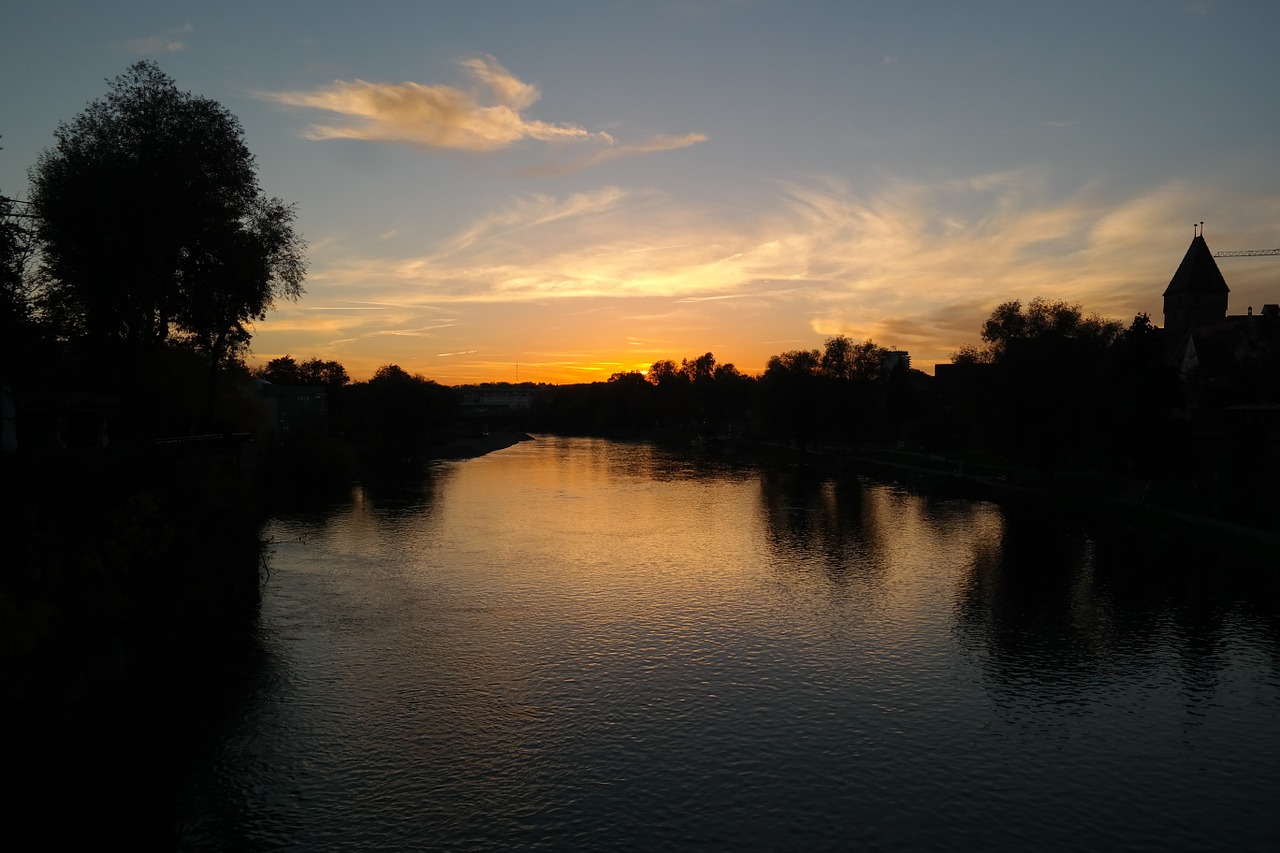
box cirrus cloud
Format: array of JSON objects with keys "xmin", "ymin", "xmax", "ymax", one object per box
[{"xmin": 260, "ymin": 167, "xmax": 1280, "ymax": 382}]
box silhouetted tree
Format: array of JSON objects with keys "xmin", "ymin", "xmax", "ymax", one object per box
[
  {"xmin": 960, "ymin": 298, "xmax": 1124, "ymax": 473},
  {"xmin": 961, "ymin": 298, "xmax": 1123, "ymax": 364},
  {"xmin": 682, "ymin": 352, "xmax": 721, "ymax": 437},
  {"xmin": 647, "ymin": 358, "xmax": 693, "ymax": 428},
  {"xmin": 709, "ymin": 361, "xmax": 754, "ymax": 435},
  {"xmin": 342, "ymin": 364, "xmax": 455, "ymax": 458},
  {"xmin": 849, "ymin": 339, "xmax": 893, "ymax": 383},
  {"xmin": 682, "ymin": 352, "xmax": 718, "ymax": 383},
  {"xmin": 28, "ymin": 61, "xmax": 305, "ymax": 403},
  {"xmin": 299, "ymin": 358, "xmax": 350, "ymax": 389},
  {"xmin": 951, "ymin": 342, "xmax": 994, "ymax": 366},
  {"xmin": 819, "ymin": 335, "xmax": 853, "ymax": 381},
  {"xmin": 260, "ymin": 355, "xmax": 302, "ymax": 384},
  {"xmin": 604, "ymin": 371, "xmax": 656, "ymax": 429},
  {"xmin": 815, "ymin": 336, "xmax": 892, "ymax": 443},
  {"xmin": 759, "ymin": 349, "xmax": 822, "ymax": 449},
  {"xmin": 1104, "ymin": 312, "xmax": 1180, "ymax": 475},
  {"xmin": 642, "ymin": 353, "xmax": 756, "ymax": 435},
  {"xmin": 259, "ymin": 355, "xmax": 349, "ymax": 390},
  {"xmin": 1, "ymin": 181, "xmax": 38, "ymax": 383}
]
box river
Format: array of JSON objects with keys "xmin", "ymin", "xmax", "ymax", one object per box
[{"xmin": 176, "ymin": 435, "xmax": 1280, "ymax": 850}]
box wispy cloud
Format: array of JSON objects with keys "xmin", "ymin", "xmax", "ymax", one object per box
[
  {"xmin": 264, "ymin": 54, "xmax": 703, "ymax": 168},
  {"xmin": 258, "ymin": 169, "xmax": 1280, "ymax": 379},
  {"xmin": 371, "ymin": 322, "xmax": 456, "ymax": 337},
  {"xmin": 676, "ymin": 294, "xmax": 754, "ymax": 302},
  {"xmin": 432, "ymin": 186, "xmax": 630, "ymax": 259},
  {"xmin": 117, "ymin": 23, "xmax": 193, "ymax": 55},
  {"xmin": 518, "ymin": 132, "xmax": 708, "ymax": 176}
]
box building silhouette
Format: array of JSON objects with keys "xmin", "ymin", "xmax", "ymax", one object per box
[
  {"xmin": 1160, "ymin": 229, "xmax": 1280, "ymax": 516},
  {"xmin": 1162, "ymin": 231, "xmax": 1229, "ymax": 344},
  {"xmin": 1162, "ymin": 229, "xmax": 1280, "ymax": 379}
]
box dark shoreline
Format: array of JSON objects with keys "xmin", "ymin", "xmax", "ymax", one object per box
[
  {"xmin": 1, "ymin": 445, "xmax": 267, "ymax": 844},
  {"xmin": 662, "ymin": 433, "xmax": 1280, "ymax": 562},
  {"xmin": 422, "ymin": 429, "xmax": 534, "ymax": 460}
]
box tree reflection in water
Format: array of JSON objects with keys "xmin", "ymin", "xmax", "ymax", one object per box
[
  {"xmin": 955, "ymin": 509, "xmax": 1280, "ymax": 718},
  {"xmin": 177, "ymin": 438, "xmax": 1280, "ymax": 850}
]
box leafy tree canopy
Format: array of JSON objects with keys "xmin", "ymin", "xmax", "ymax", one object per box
[
  {"xmin": 2, "ymin": 138, "xmax": 42, "ymax": 380},
  {"xmin": 820, "ymin": 335, "xmax": 889, "ymax": 382},
  {"xmin": 646, "ymin": 359, "xmax": 686, "ymax": 386},
  {"xmin": 371, "ymin": 363, "xmax": 419, "ymax": 385},
  {"xmin": 28, "ymin": 61, "xmax": 305, "ymax": 369},
  {"xmin": 259, "ymin": 355, "xmax": 349, "ymax": 387},
  {"xmin": 954, "ymin": 298, "xmax": 1123, "ymax": 364},
  {"xmin": 646, "ymin": 353, "xmax": 748, "ymax": 386},
  {"xmin": 764, "ymin": 348, "xmax": 821, "ymax": 378},
  {"xmin": 299, "ymin": 357, "xmax": 349, "ymax": 388},
  {"xmin": 1, "ymin": 186, "xmax": 32, "ymax": 333},
  {"xmin": 260, "ymin": 355, "xmax": 302, "ymax": 384}
]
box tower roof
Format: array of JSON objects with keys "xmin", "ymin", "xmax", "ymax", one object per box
[{"xmin": 1163, "ymin": 234, "xmax": 1229, "ymax": 297}]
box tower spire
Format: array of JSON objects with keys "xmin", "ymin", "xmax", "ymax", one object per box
[{"xmin": 1164, "ymin": 225, "xmax": 1229, "ymax": 339}]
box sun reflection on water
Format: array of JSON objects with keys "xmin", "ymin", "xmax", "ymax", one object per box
[{"xmin": 181, "ymin": 436, "xmax": 1280, "ymax": 851}]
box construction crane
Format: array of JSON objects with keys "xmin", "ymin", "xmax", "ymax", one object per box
[{"xmin": 1214, "ymin": 248, "xmax": 1280, "ymax": 258}]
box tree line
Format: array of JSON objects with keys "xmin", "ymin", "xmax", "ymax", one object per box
[
  {"xmin": 253, "ymin": 295, "xmax": 1180, "ymax": 485},
  {"xmin": 6, "ymin": 61, "xmax": 1271, "ymax": 523}
]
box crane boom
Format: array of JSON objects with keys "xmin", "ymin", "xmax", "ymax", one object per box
[{"xmin": 1214, "ymin": 249, "xmax": 1280, "ymax": 258}]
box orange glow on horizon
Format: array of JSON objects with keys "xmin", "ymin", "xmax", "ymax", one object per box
[
  {"xmin": 245, "ymin": 172, "xmax": 1280, "ymax": 388},
  {"xmin": 247, "ymin": 347, "xmax": 953, "ymax": 386}
]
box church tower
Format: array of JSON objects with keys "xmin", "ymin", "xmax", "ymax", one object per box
[{"xmin": 1162, "ymin": 227, "xmax": 1228, "ymax": 340}]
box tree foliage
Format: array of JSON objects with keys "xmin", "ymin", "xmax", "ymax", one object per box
[
  {"xmin": 759, "ymin": 349, "xmax": 822, "ymax": 446},
  {"xmin": 259, "ymin": 354, "xmax": 349, "ymax": 388},
  {"xmin": 641, "ymin": 353, "xmax": 753, "ymax": 432},
  {"xmin": 2, "ymin": 139, "xmax": 41, "ymax": 380},
  {"xmin": 28, "ymin": 61, "xmax": 305, "ymax": 371},
  {"xmin": 1, "ymin": 189, "xmax": 35, "ymax": 370},
  {"xmin": 299, "ymin": 357, "xmax": 350, "ymax": 388},
  {"xmin": 339, "ymin": 364, "xmax": 455, "ymax": 458},
  {"xmin": 820, "ymin": 335, "xmax": 889, "ymax": 382},
  {"xmin": 956, "ymin": 297, "xmax": 1123, "ymax": 364},
  {"xmin": 948, "ymin": 298, "xmax": 1130, "ymax": 471}
]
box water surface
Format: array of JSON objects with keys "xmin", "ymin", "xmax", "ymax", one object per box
[{"xmin": 179, "ymin": 436, "xmax": 1280, "ymax": 850}]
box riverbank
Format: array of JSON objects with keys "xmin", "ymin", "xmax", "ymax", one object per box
[
  {"xmin": 423, "ymin": 429, "xmax": 534, "ymax": 460},
  {"xmin": 674, "ymin": 434, "xmax": 1280, "ymax": 561},
  {"xmin": 845, "ymin": 447, "xmax": 1278, "ymax": 547},
  {"xmin": 258, "ymin": 429, "xmax": 534, "ymax": 509},
  {"xmin": 1, "ymin": 445, "xmax": 266, "ymax": 843}
]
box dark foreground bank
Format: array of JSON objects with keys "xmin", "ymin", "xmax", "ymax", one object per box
[
  {"xmin": 1, "ymin": 443, "xmax": 266, "ymax": 844},
  {"xmin": 1, "ymin": 429, "xmax": 537, "ymax": 842}
]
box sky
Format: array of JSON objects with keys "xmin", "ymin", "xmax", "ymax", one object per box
[{"xmin": 3, "ymin": 1, "xmax": 1279, "ymax": 383}]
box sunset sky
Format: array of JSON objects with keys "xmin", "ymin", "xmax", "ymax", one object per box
[{"xmin": 3, "ymin": 1, "xmax": 1279, "ymax": 382}]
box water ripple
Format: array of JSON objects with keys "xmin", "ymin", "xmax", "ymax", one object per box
[{"xmin": 177, "ymin": 437, "xmax": 1280, "ymax": 851}]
